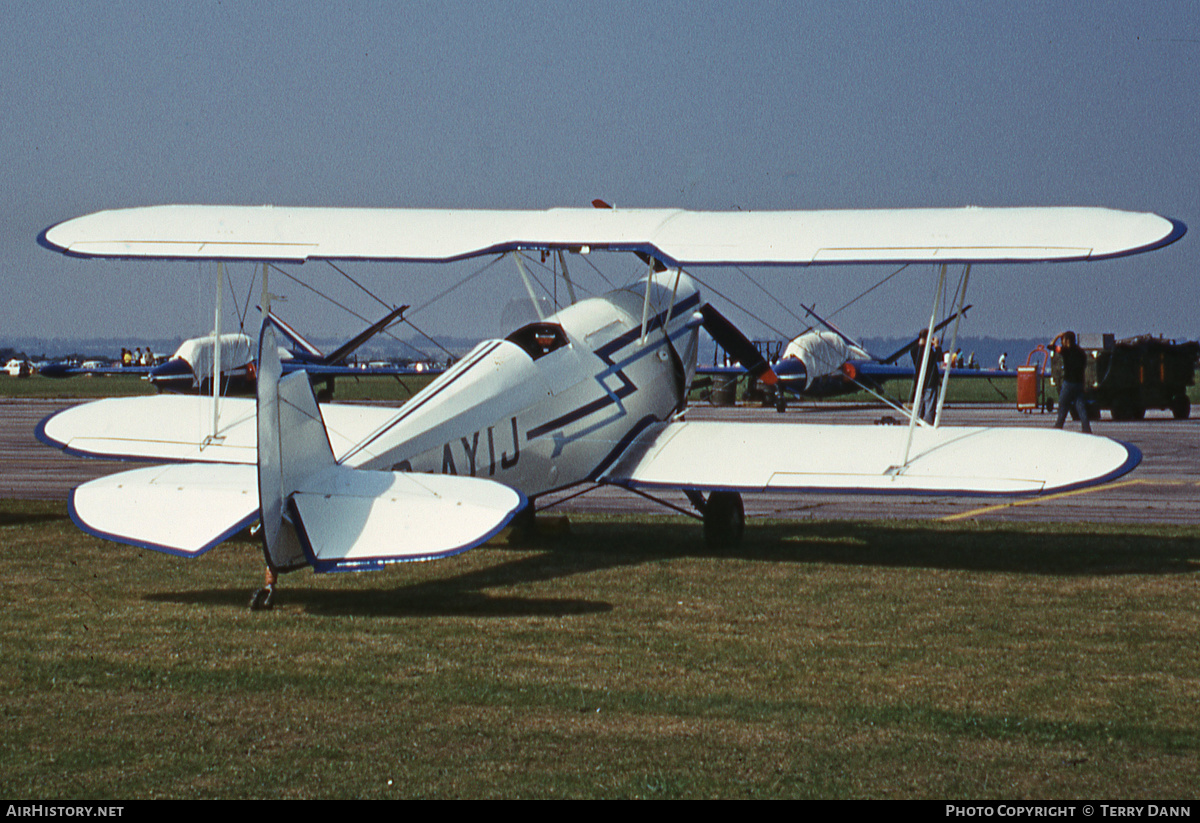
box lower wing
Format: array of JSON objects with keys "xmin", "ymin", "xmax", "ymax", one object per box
[
  {"xmin": 601, "ymin": 421, "xmax": 1138, "ymax": 495},
  {"xmin": 37, "ymin": 395, "xmax": 397, "ymax": 464},
  {"xmin": 282, "ymin": 361, "xmax": 446, "ymax": 378}
]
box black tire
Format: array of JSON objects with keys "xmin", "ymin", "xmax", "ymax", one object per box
[
  {"xmin": 249, "ymin": 586, "xmax": 275, "ymax": 611},
  {"xmin": 703, "ymin": 492, "xmax": 745, "ymax": 549}
]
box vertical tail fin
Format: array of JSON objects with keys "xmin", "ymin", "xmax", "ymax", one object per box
[
  {"xmin": 257, "ymin": 321, "xmax": 334, "ymax": 571},
  {"xmin": 255, "ymin": 319, "xmax": 525, "ymax": 574}
]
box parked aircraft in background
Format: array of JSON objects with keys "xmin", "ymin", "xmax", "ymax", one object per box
[
  {"xmin": 38, "ymin": 358, "xmax": 154, "ymax": 379},
  {"xmin": 36, "ymin": 204, "xmax": 1183, "ymax": 608},
  {"xmin": 701, "ymin": 304, "xmax": 1015, "ymax": 409},
  {"xmin": 40, "ymin": 305, "xmax": 434, "ymax": 395},
  {"xmin": 4, "ymin": 358, "xmax": 33, "ymax": 377}
]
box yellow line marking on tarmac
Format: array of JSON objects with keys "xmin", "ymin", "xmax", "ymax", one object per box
[{"xmin": 941, "ymin": 479, "xmax": 1189, "ymax": 522}]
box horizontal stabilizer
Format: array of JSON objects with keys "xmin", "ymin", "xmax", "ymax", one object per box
[
  {"xmin": 37, "ymin": 395, "xmax": 397, "ymax": 464},
  {"xmin": 70, "ymin": 464, "xmax": 259, "ymax": 556},
  {"xmin": 289, "ymin": 467, "xmax": 526, "ymax": 572},
  {"xmin": 602, "ymin": 422, "xmax": 1139, "ymax": 495},
  {"xmin": 67, "ymin": 461, "xmax": 524, "ymax": 569}
]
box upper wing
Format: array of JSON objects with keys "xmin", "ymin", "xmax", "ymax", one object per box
[
  {"xmin": 40, "ymin": 205, "xmax": 1184, "ymax": 266},
  {"xmin": 602, "ymin": 421, "xmax": 1139, "ymax": 495}
]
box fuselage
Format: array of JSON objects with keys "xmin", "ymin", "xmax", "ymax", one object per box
[
  {"xmin": 149, "ymin": 333, "xmax": 256, "ymax": 393},
  {"xmin": 773, "ymin": 331, "xmax": 871, "ymax": 397},
  {"xmin": 340, "ymin": 271, "xmax": 702, "ymax": 499}
]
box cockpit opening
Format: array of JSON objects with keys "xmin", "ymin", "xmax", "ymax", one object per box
[{"xmin": 505, "ymin": 322, "xmax": 570, "ymax": 360}]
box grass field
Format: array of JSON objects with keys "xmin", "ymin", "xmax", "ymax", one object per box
[{"xmin": 2, "ymin": 499, "xmax": 1198, "ymax": 799}]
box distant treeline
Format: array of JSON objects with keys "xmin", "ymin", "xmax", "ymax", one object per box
[
  {"xmin": 0, "ymin": 335, "xmax": 481, "ymax": 362},
  {"xmin": 857, "ymin": 337, "xmax": 1051, "ymax": 369}
]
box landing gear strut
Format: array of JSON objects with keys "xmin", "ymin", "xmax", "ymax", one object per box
[{"xmin": 249, "ymin": 567, "xmax": 278, "ymax": 611}]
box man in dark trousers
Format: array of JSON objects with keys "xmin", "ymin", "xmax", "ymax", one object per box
[
  {"xmin": 1053, "ymin": 331, "xmax": 1092, "ymax": 434},
  {"xmin": 911, "ymin": 328, "xmax": 942, "ymax": 423}
]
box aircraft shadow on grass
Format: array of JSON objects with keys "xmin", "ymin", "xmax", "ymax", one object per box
[
  {"xmin": 142, "ymin": 520, "xmax": 1200, "ymax": 617},
  {"xmin": 0, "ymin": 510, "xmax": 72, "ymax": 528}
]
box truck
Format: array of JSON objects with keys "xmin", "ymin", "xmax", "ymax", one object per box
[{"xmin": 1050, "ymin": 333, "xmax": 1198, "ymax": 420}]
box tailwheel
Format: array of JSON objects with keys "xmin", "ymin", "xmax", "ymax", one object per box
[
  {"xmin": 249, "ymin": 585, "xmax": 275, "ymax": 611},
  {"xmin": 249, "ymin": 567, "xmax": 278, "ymax": 611},
  {"xmin": 703, "ymin": 491, "xmax": 745, "ymax": 549}
]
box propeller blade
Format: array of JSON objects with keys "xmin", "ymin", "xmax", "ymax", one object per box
[
  {"xmin": 700, "ymin": 304, "xmax": 778, "ymax": 385},
  {"xmin": 321, "ymin": 304, "xmax": 409, "ymax": 365},
  {"xmin": 881, "ymin": 304, "xmax": 973, "ymax": 364}
]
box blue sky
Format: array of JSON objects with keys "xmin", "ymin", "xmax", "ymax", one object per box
[{"xmin": 4, "ymin": 1, "xmax": 1197, "ymax": 347}]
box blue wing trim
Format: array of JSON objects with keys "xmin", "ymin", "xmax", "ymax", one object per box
[
  {"xmin": 67, "ymin": 489, "xmax": 260, "ymax": 558},
  {"xmin": 290, "ymin": 491, "xmax": 529, "ymax": 574}
]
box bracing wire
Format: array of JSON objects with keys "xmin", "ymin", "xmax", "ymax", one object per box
[
  {"xmin": 827, "ymin": 263, "xmax": 910, "ymax": 320},
  {"xmin": 683, "ymin": 268, "xmax": 796, "ymax": 342},
  {"xmin": 326, "ymin": 260, "xmax": 390, "ymax": 311},
  {"xmin": 230, "ymin": 248, "xmax": 637, "ymax": 366},
  {"xmin": 722, "ymin": 262, "xmax": 913, "ymax": 345},
  {"xmin": 511, "ymin": 250, "xmax": 555, "ymax": 304},
  {"xmin": 574, "ymin": 252, "xmax": 617, "ymax": 291},
  {"xmin": 522, "ymin": 251, "xmax": 605, "ymax": 301},
  {"xmin": 322, "ymin": 260, "xmax": 459, "ymax": 361},
  {"xmin": 266, "ymin": 263, "xmax": 433, "ymax": 359},
  {"xmin": 238, "ymin": 264, "xmax": 258, "ymax": 331},
  {"xmin": 408, "ymin": 254, "xmax": 506, "ymax": 317},
  {"xmin": 732, "ymin": 265, "xmax": 814, "ymax": 330}
]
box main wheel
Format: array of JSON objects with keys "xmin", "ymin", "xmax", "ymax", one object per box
[{"xmin": 703, "ymin": 492, "xmax": 745, "ymax": 549}]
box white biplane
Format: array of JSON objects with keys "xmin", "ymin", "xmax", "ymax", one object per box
[{"xmin": 37, "ymin": 205, "xmax": 1184, "ymax": 607}]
